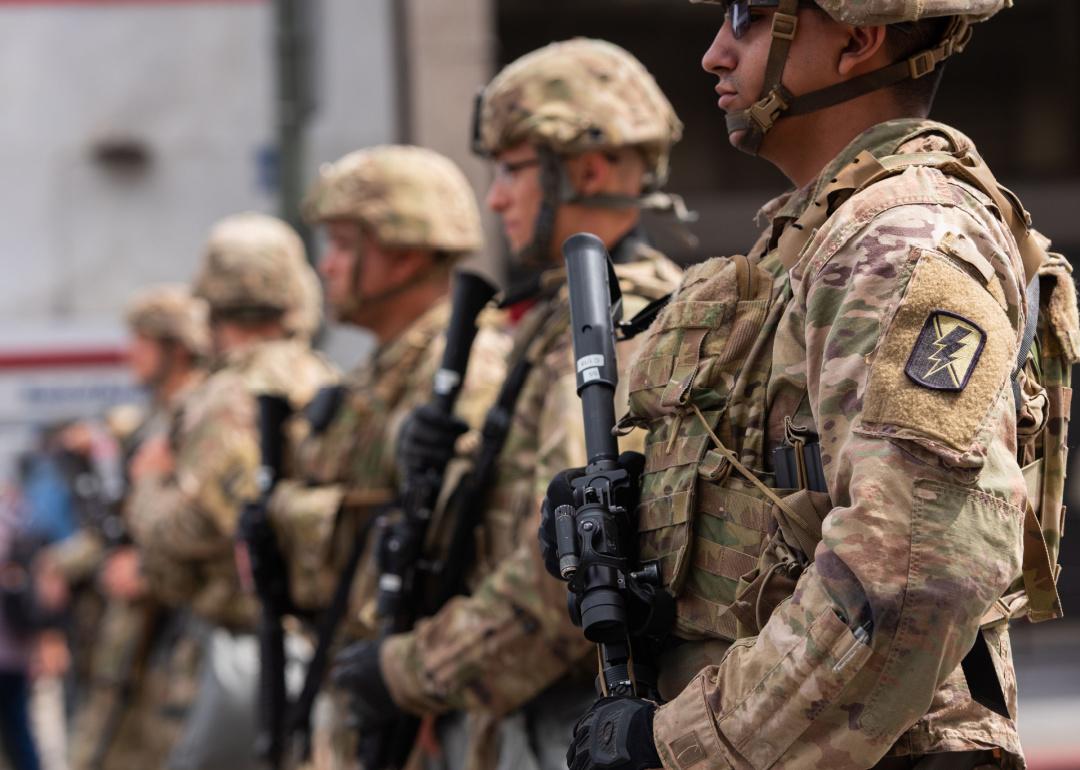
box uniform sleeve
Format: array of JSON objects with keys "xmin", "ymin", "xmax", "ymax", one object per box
[
  {"xmin": 127, "ymin": 379, "xmax": 259, "ymax": 569},
  {"xmin": 653, "ymin": 202, "xmax": 1028, "ymax": 769},
  {"xmin": 381, "ymin": 355, "xmax": 594, "ymax": 717}
]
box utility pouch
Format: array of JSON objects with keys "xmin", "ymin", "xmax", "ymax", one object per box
[
  {"xmin": 628, "ymin": 256, "xmax": 779, "ymax": 641},
  {"xmin": 730, "ymin": 487, "xmax": 833, "ymax": 637}
]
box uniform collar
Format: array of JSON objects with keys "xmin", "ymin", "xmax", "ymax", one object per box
[
  {"xmin": 371, "ymin": 300, "xmax": 450, "ymax": 377},
  {"xmin": 761, "ymin": 118, "xmax": 946, "ymax": 253}
]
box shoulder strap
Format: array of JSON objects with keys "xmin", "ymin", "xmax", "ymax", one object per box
[{"xmin": 776, "ymin": 145, "xmax": 1047, "ymax": 285}]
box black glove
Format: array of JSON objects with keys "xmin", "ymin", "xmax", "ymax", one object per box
[
  {"xmin": 568, "ymin": 697, "xmax": 661, "ymax": 770},
  {"xmin": 396, "ymin": 404, "xmax": 469, "ymax": 483},
  {"xmin": 331, "ymin": 639, "xmax": 399, "ymax": 725},
  {"xmin": 538, "ymin": 451, "xmax": 645, "ymax": 580}
]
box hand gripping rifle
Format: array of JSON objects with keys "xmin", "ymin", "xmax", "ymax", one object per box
[
  {"xmin": 239, "ymin": 393, "xmax": 294, "ymax": 769},
  {"xmin": 555, "ymin": 233, "xmax": 673, "ymax": 701},
  {"xmin": 360, "ymin": 270, "xmax": 498, "ymax": 770}
]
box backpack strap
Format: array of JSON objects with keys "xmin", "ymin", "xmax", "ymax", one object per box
[
  {"xmin": 1012, "ymin": 276, "xmax": 1041, "ymax": 414},
  {"xmin": 775, "ymin": 134, "xmax": 1067, "ymax": 627},
  {"xmin": 776, "ymin": 145, "xmax": 1047, "ymax": 285}
]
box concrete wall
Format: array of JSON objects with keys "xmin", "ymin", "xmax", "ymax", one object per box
[
  {"xmin": 402, "ymin": 0, "xmax": 500, "ymax": 281},
  {"xmin": 0, "ymin": 0, "xmax": 396, "ymax": 328},
  {"xmin": 0, "ymin": 0, "xmax": 397, "ymax": 476}
]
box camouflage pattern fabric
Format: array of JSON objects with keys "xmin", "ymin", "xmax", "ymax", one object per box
[
  {"xmin": 810, "ymin": 0, "xmax": 1006, "ymax": 24},
  {"xmin": 643, "ymin": 119, "xmax": 1078, "ymax": 769},
  {"xmin": 69, "ymin": 378, "xmax": 206, "ymax": 770},
  {"xmin": 690, "ymin": 0, "xmax": 1007, "ymax": 24},
  {"xmin": 380, "ymin": 242, "xmax": 682, "ymax": 770},
  {"xmin": 192, "ymin": 212, "xmax": 322, "ymax": 339},
  {"xmin": 475, "ymin": 38, "xmax": 682, "ymax": 186},
  {"xmin": 269, "ymin": 299, "xmax": 508, "ymax": 770},
  {"xmin": 70, "ymin": 601, "xmax": 200, "ymax": 770},
  {"xmin": 127, "ymin": 337, "xmax": 337, "ymax": 629},
  {"xmin": 126, "ymin": 284, "xmax": 210, "ymax": 358},
  {"xmin": 271, "ymin": 299, "xmax": 508, "ymax": 629},
  {"xmin": 303, "ymin": 145, "xmax": 483, "ymax": 255}
]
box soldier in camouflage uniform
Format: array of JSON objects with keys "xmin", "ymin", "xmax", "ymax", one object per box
[
  {"xmin": 538, "ymin": 3, "xmax": 1080, "ymax": 770},
  {"xmin": 126, "ymin": 213, "xmax": 337, "ymax": 768},
  {"xmin": 333, "ymin": 40, "xmax": 684, "ymax": 770},
  {"xmin": 69, "ymin": 284, "xmax": 210, "ymax": 770},
  {"xmin": 265, "ymin": 145, "xmax": 508, "ymax": 770}
]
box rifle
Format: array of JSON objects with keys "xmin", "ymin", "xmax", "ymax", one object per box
[
  {"xmin": 239, "ymin": 393, "xmax": 294, "ymax": 769},
  {"xmin": 359, "ymin": 270, "xmax": 498, "ymax": 770},
  {"xmin": 553, "ymin": 233, "xmax": 673, "ymax": 700}
]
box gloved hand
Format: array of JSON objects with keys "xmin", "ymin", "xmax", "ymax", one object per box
[
  {"xmin": 396, "ymin": 403, "xmax": 469, "ymax": 483},
  {"xmin": 567, "ymin": 697, "xmax": 662, "ymax": 770},
  {"xmin": 537, "ymin": 451, "xmax": 645, "ymax": 580},
  {"xmin": 331, "ymin": 639, "xmax": 400, "ymax": 725}
]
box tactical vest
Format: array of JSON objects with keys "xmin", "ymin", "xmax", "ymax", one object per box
[
  {"xmin": 623, "ymin": 124, "xmax": 1079, "ymax": 647},
  {"xmin": 473, "ymin": 243, "xmax": 682, "ymax": 573}
]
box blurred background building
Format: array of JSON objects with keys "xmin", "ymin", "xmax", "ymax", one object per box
[{"xmin": 0, "ymin": 1, "xmax": 1076, "ymax": 765}]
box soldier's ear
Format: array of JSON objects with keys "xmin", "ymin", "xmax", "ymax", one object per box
[
  {"xmin": 837, "ymin": 24, "xmax": 888, "ymax": 77},
  {"xmin": 566, "ymin": 151, "xmax": 615, "ymax": 198}
]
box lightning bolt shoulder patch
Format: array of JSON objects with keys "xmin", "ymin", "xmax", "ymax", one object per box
[
  {"xmin": 858, "ymin": 248, "xmax": 1016, "ymax": 458},
  {"xmin": 905, "ymin": 311, "xmax": 986, "ymax": 391}
]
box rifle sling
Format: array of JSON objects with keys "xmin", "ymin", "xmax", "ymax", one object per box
[
  {"xmin": 285, "ymin": 511, "xmax": 379, "ymax": 751},
  {"xmin": 430, "ymin": 301, "xmax": 566, "ymax": 607}
]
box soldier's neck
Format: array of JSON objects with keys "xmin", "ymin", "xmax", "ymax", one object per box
[
  {"xmin": 761, "ymin": 94, "xmax": 919, "ymax": 189},
  {"xmin": 370, "ymin": 278, "xmax": 449, "ymax": 347},
  {"xmin": 155, "ymin": 365, "xmax": 200, "ymax": 406}
]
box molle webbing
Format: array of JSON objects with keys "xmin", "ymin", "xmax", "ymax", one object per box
[
  {"xmin": 630, "ymin": 254, "xmax": 786, "ymax": 641},
  {"xmin": 773, "ymin": 126, "xmax": 1073, "ymax": 626},
  {"xmin": 775, "ymin": 137, "xmax": 1046, "ymax": 284}
]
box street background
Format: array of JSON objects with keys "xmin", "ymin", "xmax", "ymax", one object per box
[{"xmin": 0, "ymin": 0, "xmax": 1077, "ymax": 767}]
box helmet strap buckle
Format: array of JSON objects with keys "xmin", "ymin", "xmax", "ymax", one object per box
[
  {"xmin": 748, "ymin": 86, "xmax": 791, "ymax": 133},
  {"xmin": 908, "ymin": 50, "xmax": 938, "ymax": 80},
  {"xmin": 771, "ymin": 11, "xmax": 798, "ymax": 41}
]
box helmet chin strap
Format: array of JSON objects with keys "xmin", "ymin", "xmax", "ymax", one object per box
[
  {"xmin": 514, "ymin": 146, "xmax": 697, "ymax": 267},
  {"xmin": 335, "ymin": 243, "xmax": 450, "ymax": 324},
  {"xmin": 509, "ymin": 146, "xmax": 563, "ymax": 268},
  {"xmin": 725, "ymin": 2, "xmax": 970, "ymax": 156}
]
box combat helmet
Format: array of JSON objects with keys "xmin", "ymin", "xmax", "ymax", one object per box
[
  {"xmin": 303, "ymin": 145, "xmax": 482, "ymax": 318},
  {"xmin": 694, "ymin": 0, "xmax": 1010, "ymax": 154},
  {"xmin": 192, "ymin": 212, "xmax": 322, "ymax": 339},
  {"xmin": 473, "ymin": 38, "xmax": 685, "ymax": 263},
  {"xmin": 304, "ymin": 145, "xmax": 482, "ymax": 255},
  {"xmin": 125, "ymin": 283, "xmax": 209, "ymax": 358}
]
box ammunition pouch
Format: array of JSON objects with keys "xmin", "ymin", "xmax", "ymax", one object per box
[{"xmin": 625, "ymin": 253, "xmax": 787, "ymax": 642}]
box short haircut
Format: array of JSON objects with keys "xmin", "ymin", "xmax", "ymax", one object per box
[{"xmin": 884, "ymin": 17, "xmax": 953, "ymax": 113}]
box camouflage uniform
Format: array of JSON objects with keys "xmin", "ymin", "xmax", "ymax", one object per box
[
  {"xmin": 70, "ymin": 285, "xmax": 210, "ymax": 770},
  {"xmin": 122, "ymin": 216, "xmax": 335, "ymax": 770},
  {"xmin": 378, "ymin": 40, "xmax": 685, "ymax": 770},
  {"xmin": 266, "ymin": 146, "xmax": 508, "ymax": 770},
  {"xmin": 616, "ymin": 5, "xmax": 1079, "ymax": 767},
  {"xmin": 128, "ymin": 215, "xmax": 337, "ymax": 630}
]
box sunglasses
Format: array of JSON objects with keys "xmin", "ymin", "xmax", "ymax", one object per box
[{"xmin": 711, "ymin": 1, "xmax": 809, "ymax": 40}]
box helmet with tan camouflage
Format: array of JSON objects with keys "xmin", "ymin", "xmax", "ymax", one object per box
[
  {"xmin": 474, "ymin": 37, "xmax": 683, "ymax": 188},
  {"xmin": 192, "ymin": 212, "xmax": 322, "ymax": 338},
  {"xmin": 694, "ymin": 0, "xmax": 1008, "ymax": 154},
  {"xmin": 812, "ymin": 0, "xmax": 1007, "ymax": 25},
  {"xmin": 303, "ymin": 145, "xmax": 482, "ymax": 255},
  {"xmin": 125, "ymin": 284, "xmax": 209, "ymax": 357}
]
